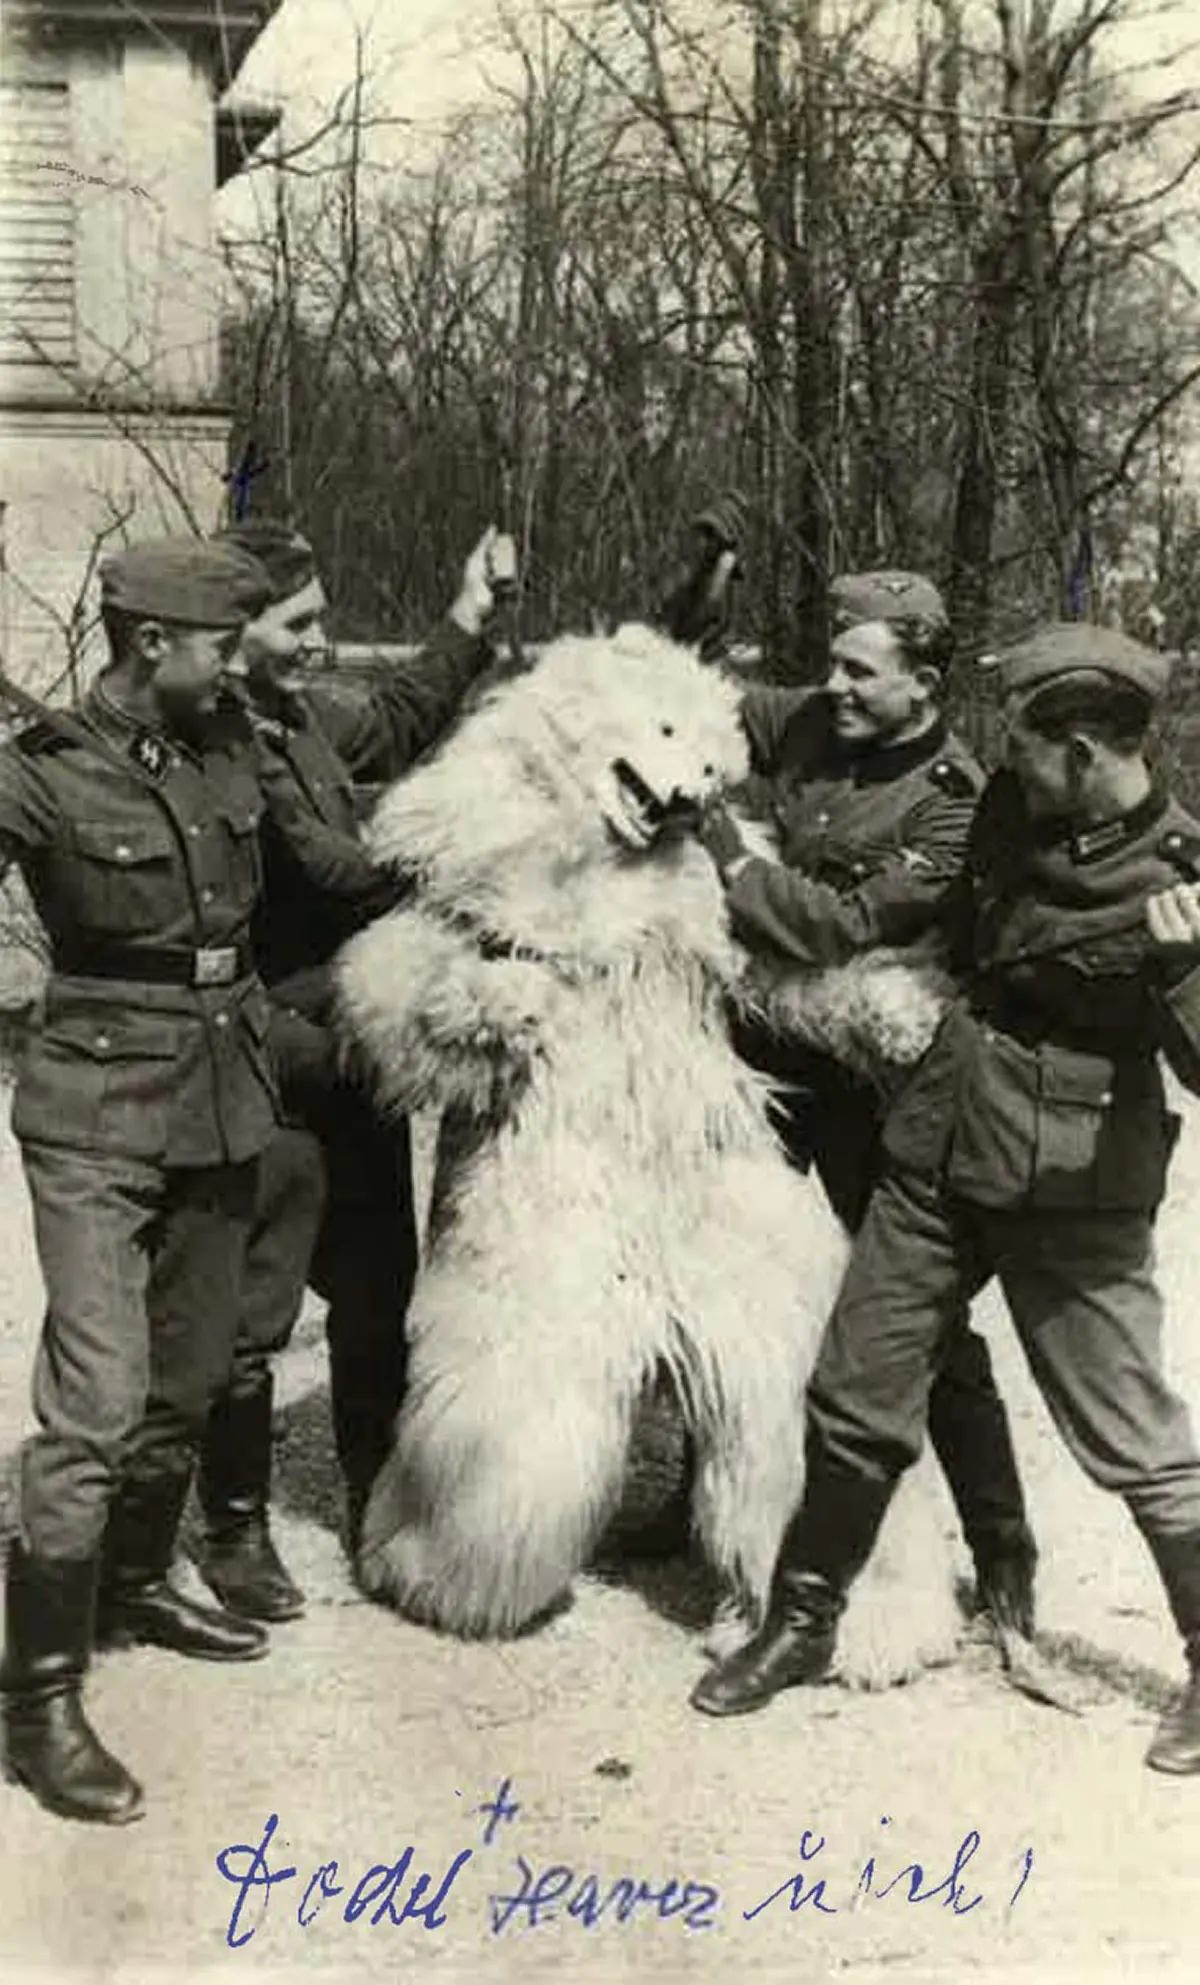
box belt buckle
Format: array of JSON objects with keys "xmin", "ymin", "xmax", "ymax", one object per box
[{"xmin": 193, "ymin": 946, "xmax": 238, "ymax": 988}]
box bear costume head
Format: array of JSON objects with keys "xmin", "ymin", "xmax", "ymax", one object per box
[{"xmin": 363, "ymin": 621, "xmax": 749, "ymax": 970}]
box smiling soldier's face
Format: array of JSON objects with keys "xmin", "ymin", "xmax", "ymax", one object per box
[
  {"xmin": 824, "ymin": 621, "xmax": 934, "ymax": 745},
  {"xmin": 240, "ymin": 576, "xmax": 331, "ymax": 696}
]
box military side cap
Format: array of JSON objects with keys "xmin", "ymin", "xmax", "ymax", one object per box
[
  {"xmin": 830, "ymin": 569, "xmax": 949, "ymax": 630},
  {"xmin": 214, "ymin": 519, "xmax": 316, "ymax": 606},
  {"xmin": 99, "ymin": 538, "xmax": 273, "ymax": 628},
  {"xmin": 991, "ymin": 622, "xmax": 1171, "ymax": 703}
]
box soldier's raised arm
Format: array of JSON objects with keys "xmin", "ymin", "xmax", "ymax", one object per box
[
  {"xmin": 306, "ymin": 528, "xmax": 516, "ymax": 784},
  {"xmin": 705, "ymin": 749, "xmax": 980, "ymax": 968}
]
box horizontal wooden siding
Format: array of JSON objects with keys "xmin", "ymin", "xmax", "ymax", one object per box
[{"xmin": 0, "ymin": 83, "xmax": 76, "ymax": 367}]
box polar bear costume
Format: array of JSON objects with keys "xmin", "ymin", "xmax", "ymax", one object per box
[{"xmin": 337, "ymin": 624, "xmax": 961, "ymax": 1686}]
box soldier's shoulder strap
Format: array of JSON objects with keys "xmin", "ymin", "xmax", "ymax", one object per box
[
  {"xmin": 926, "ymin": 743, "xmax": 983, "ymax": 801},
  {"xmin": 2, "ymin": 669, "xmax": 181, "ymax": 804},
  {"xmin": 13, "ymin": 717, "xmax": 72, "ymax": 759},
  {"xmin": 1158, "ymin": 823, "xmax": 1200, "ymax": 881}
]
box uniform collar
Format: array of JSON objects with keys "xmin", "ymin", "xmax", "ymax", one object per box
[
  {"xmin": 843, "ymin": 717, "xmax": 947, "ymax": 785},
  {"xmin": 244, "ymin": 682, "xmax": 311, "ymax": 734},
  {"xmin": 1022, "ymin": 777, "xmax": 1168, "ymax": 862},
  {"xmin": 88, "ymin": 675, "xmax": 182, "ymax": 777},
  {"xmin": 88, "ymin": 674, "xmax": 248, "ymax": 772},
  {"xmin": 1067, "ymin": 780, "xmax": 1168, "ymax": 864}
]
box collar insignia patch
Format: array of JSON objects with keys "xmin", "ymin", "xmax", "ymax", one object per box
[
  {"xmin": 1072, "ymin": 817, "xmax": 1127, "ymax": 861},
  {"xmin": 130, "ymin": 730, "xmax": 171, "ymax": 780}
]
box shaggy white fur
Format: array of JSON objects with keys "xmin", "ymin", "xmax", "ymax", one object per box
[
  {"xmin": 730, "ymin": 817, "xmax": 955, "ymax": 1089},
  {"xmin": 337, "ymin": 624, "xmax": 961, "ymax": 1686}
]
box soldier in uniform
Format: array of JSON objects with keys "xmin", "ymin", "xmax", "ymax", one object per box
[
  {"xmin": 690, "ymin": 623, "xmax": 1200, "ymax": 1778},
  {"xmin": 676, "ymin": 567, "xmax": 1036, "ymax": 1642},
  {"xmin": 194, "ymin": 520, "xmax": 510, "ymax": 1621},
  {"xmin": 0, "ymin": 538, "xmax": 325, "ymax": 1826}
]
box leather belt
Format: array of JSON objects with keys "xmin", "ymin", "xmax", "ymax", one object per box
[{"xmin": 55, "ymin": 941, "xmax": 254, "ymax": 988}]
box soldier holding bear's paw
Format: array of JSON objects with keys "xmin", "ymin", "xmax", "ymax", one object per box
[{"xmin": 659, "ymin": 534, "xmax": 1038, "ymax": 1654}]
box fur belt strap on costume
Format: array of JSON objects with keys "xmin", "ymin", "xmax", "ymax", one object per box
[{"xmin": 426, "ymin": 900, "xmax": 575, "ymax": 974}]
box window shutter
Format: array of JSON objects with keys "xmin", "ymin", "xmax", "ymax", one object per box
[{"xmin": 0, "ymin": 82, "xmax": 76, "ymax": 367}]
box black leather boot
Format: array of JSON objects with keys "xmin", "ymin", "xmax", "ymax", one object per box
[
  {"xmin": 1146, "ymin": 1643, "xmax": 1200, "ymax": 1776},
  {"xmin": 1142, "ymin": 1530, "xmax": 1200, "ymax": 1775},
  {"xmin": 973, "ymin": 1527, "xmax": 1039, "ymax": 1642},
  {"xmin": 1, "ymin": 1541, "xmax": 144, "ymax": 1824},
  {"xmin": 690, "ymin": 1568, "xmax": 844, "ymax": 1716},
  {"xmin": 198, "ymin": 1377, "xmax": 305, "ymax": 1623},
  {"xmin": 690, "ymin": 1449, "xmax": 896, "ymax": 1718},
  {"xmin": 98, "ymin": 1467, "xmax": 269, "ymax": 1662}
]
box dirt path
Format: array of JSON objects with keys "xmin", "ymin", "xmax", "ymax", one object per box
[{"xmin": 1, "ymin": 1101, "xmax": 1198, "ymax": 1984}]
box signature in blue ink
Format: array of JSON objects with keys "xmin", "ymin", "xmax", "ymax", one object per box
[
  {"xmin": 742, "ymin": 1816, "xmax": 1035, "ymax": 1923},
  {"xmin": 213, "ymin": 1785, "xmax": 1035, "ymax": 1949},
  {"xmin": 488, "ymin": 1855, "xmax": 720, "ymax": 1936},
  {"xmin": 476, "ymin": 1774, "xmax": 719, "ymax": 1935},
  {"xmin": 214, "ymin": 1813, "xmax": 473, "ymax": 1949}
]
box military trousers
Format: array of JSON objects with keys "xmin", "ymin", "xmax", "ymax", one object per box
[
  {"xmin": 768, "ymin": 1045, "xmax": 1035, "ymax": 1565},
  {"xmin": 17, "ymin": 1138, "xmax": 259, "ymax": 1560},
  {"xmin": 221, "ymin": 1124, "xmax": 327, "ymax": 1394},
  {"xmin": 802, "ymin": 1164, "xmax": 1200, "ymax": 1564},
  {"xmin": 226, "ymin": 1072, "xmax": 417, "ymax": 1498}
]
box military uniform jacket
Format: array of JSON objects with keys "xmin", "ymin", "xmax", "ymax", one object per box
[
  {"xmin": 0, "ymin": 682, "xmax": 289, "ymax": 1168},
  {"xmin": 882, "ymin": 771, "xmax": 1200, "ymax": 1213},
  {"xmin": 726, "ymin": 685, "xmax": 984, "ymax": 967},
  {"xmin": 250, "ymin": 617, "xmax": 493, "ymax": 1008}
]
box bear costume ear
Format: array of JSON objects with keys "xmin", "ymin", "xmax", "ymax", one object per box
[{"xmin": 609, "ymin": 621, "xmax": 691, "ymax": 663}]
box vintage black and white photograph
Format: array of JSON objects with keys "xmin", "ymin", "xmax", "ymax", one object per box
[{"xmin": 1, "ymin": 1, "xmax": 1199, "ymax": 1978}]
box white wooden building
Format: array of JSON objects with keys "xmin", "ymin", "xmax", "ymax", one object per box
[{"xmin": 0, "ymin": 0, "xmax": 280, "ymax": 687}]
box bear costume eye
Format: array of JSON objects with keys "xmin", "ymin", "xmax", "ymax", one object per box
[
  {"xmin": 704, "ymin": 763, "xmax": 714, "ymax": 777},
  {"xmin": 660, "ymin": 722, "xmax": 675, "ymax": 737}
]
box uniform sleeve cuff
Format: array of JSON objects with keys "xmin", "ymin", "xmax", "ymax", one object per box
[{"xmin": 720, "ymin": 852, "xmax": 756, "ymax": 884}]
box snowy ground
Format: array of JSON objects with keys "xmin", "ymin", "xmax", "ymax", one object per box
[{"xmin": 1, "ymin": 1096, "xmax": 1199, "ymax": 1984}]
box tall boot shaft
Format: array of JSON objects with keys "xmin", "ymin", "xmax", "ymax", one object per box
[
  {"xmin": 926, "ymin": 1334, "xmax": 1039, "ymax": 1622},
  {"xmin": 1142, "ymin": 1527, "xmax": 1200, "ymax": 1645},
  {"xmin": 691, "ymin": 1457, "xmax": 897, "ymax": 1718},
  {"xmin": 1141, "ymin": 1529, "xmax": 1200, "ymax": 1775},
  {"xmin": 99, "ymin": 1467, "xmax": 269, "ymax": 1663},
  {"xmin": 198, "ymin": 1376, "xmax": 305, "ymax": 1623},
  {"xmin": 1, "ymin": 1541, "xmax": 144, "ymax": 1825},
  {"xmin": 200, "ymin": 1377, "xmax": 276, "ymax": 1516},
  {"xmin": 101, "ymin": 1465, "xmax": 193, "ymax": 1592}
]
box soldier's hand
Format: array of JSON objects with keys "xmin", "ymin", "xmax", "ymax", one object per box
[
  {"xmin": 1146, "ymin": 884, "xmax": 1200, "ymax": 953},
  {"xmin": 659, "ymin": 491, "xmax": 747, "ymax": 651},
  {"xmin": 698, "ymin": 800, "xmax": 749, "ymax": 876},
  {"xmin": 451, "ymin": 526, "xmax": 519, "ymax": 636},
  {"xmin": 694, "ymin": 489, "xmax": 748, "ymax": 555}
]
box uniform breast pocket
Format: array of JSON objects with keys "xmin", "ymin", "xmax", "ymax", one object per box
[{"xmin": 67, "ymin": 818, "xmax": 179, "ymax": 936}]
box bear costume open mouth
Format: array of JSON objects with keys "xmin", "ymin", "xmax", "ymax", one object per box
[{"xmin": 611, "ymin": 756, "xmax": 701, "ymax": 832}]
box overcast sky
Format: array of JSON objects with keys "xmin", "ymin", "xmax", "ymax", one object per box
[
  {"xmin": 236, "ymin": 0, "xmax": 1200, "ymax": 128},
  {"xmin": 225, "ymin": 0, "xmax": 1200, "ymax": 268},
  {"xmin": 235, "ymin": 0, "xmax": 506, "ymax": 137}
]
